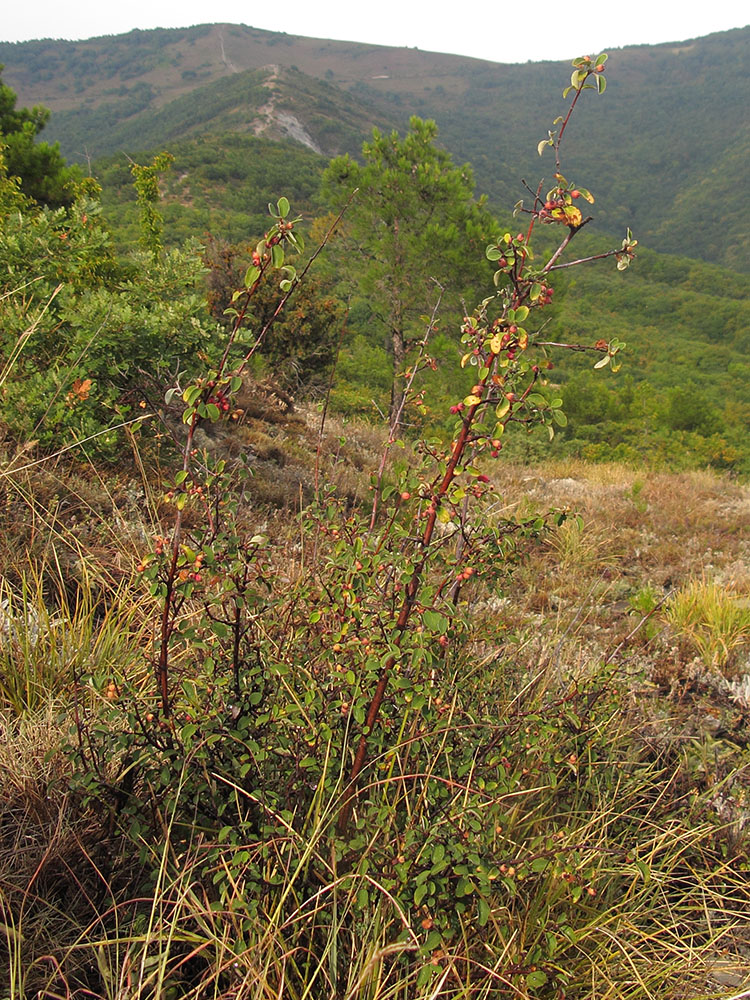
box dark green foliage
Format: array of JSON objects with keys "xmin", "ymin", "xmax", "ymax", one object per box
[
  {"xmin": 3, "ymin": 23, "xmax": 747, "ymax": 268},
  {"xmin": 95, "ymin": 132, "xmax": 326, "ymax": 250},
  {"xmin": 203, "ymin": 234, "xmax": 345, "ymax": 392},
  {"xmin": 0, "ymin": 66, "xmax": 80, "ymax": 207},
  {"xmin": 541, "ymin": 241, "xmax": 750, "ymax": 471},
  {"xmin": 15, "ymin": 62, "xmax": 397, "ymax": 166}
]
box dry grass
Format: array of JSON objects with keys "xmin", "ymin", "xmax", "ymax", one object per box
[{"xmin": 2, "ymin": 429, "xmax": 750, "ymax": 998}]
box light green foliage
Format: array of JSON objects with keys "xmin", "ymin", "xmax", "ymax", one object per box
[
  {"xmin": 324, "ymin": 116, "xmax": 498, "ymax": 421},
  {"xmin": 96, "ymin": 131, "xmax": 325, "ymax": 250},
  {"xmin": 130, "ymin": 150, "xmax": 174, "ymax": 257},
  {"xmin": 0, "ymin": 194, "xmax": 214, "ymax": 454},
  {"xmin": 541, "ymin": 240, "xmax": 750, "ymax": 472}
]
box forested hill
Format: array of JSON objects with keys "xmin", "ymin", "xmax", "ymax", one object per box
[{"xmin": 1, "ymin": 22, "xmax": 748, "ymax": 271}]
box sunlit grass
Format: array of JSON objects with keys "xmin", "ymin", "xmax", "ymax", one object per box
[{"xmin": 664, "ymin": 577, "xmax": 750, "ymax": 674}]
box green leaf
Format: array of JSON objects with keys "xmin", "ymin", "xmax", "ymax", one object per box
[
  {"xmin": 423, "ymin": 610, "xmax": 448, "ymax": 633},
  {"xmin": 552, "ymin": 408, "xmax": 568, "ymax": 426},
  {"xmin": 277, "ymin": 196, "xmax": 290, "ymax": 218},
  {"xmin": 244, "ymin": 265, "xmax": 261, "ymax": 288},
  {"xmin": 486, "ymin": 246, "xmax": 502, "ymax": 261},
  {"xmin": 495, "ymin": 399, "xmax": 511, "ymax": 419},
  {"xmin": 571, "ymin": 69, "xmax": 586, "ymax": 90},
  {"xmin": 455, "ymin": 877, "xmax": 474, "ymax": 897},
  {"xmin": 594, "ymin": 355, "xmax": 611, "ymax": 369},
  {"xmin": 271, "ymin": 244, "xmax": 284, "ymax": 268},
  {"xmin": 526, "ymin": 970, "xmax": 548, "ymax": 990},
  {"xmin": 424, "ymin": 930, "xmax": 442, "ymax": 952},
  {"xmin": 635, "ymin": 860, "xmax": 651, "ymax": 884},
  {"xmin": 597, "ymin": 74, "xmax": 607, "ymax": 94}
]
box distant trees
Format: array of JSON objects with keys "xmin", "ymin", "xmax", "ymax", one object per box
[
  {"xmin": 324, "ymin": 117, "xmax": 497, "ymax": 423},
  {"xmin": 0, "ymin": 66, "xmax": 81, "ymax": 207}
]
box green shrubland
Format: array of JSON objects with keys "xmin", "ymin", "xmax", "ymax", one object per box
[{"xmin": 1, "ymin": 52, "xmax": 749, "ymax": 1000}]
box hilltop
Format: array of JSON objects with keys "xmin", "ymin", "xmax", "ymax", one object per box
[{"xmin": 1, "ymin": 22, "xmax": 748, "ymax": 269}]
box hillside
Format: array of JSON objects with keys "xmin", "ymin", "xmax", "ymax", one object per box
[{"xmin": 1, "ymin": 23, "xmax": 748, "ymax": 269}]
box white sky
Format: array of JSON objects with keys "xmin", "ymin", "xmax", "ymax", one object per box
[{"xmin": 2, "ymin": 0, "xmax": 748, "ymax": 63}]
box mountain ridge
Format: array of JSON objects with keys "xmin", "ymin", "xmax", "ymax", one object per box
[{"xmin": 1, "ymin": 23, "xmax": 748, "ymax": 270}]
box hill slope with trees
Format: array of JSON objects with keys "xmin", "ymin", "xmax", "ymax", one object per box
[{"xmin": 1, "ymin": 23, "xmax": 748, "ymax": 269}]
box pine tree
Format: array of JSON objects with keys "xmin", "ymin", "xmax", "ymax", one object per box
[{"xmin": 324, "ymin": 117, "xmax": 496, "ymax": 424}]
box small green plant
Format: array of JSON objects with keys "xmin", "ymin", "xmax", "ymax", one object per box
[
  {"xmin": 627, "ymin": 477, "xmax": 648, "ymax": 512},
  {"xmin": 130, "ymin": 150, "xmax": 174, "ymax": 259},
  {"xmin": 664, "ymin": 578, "xmax": 750, "ymax": 673}
]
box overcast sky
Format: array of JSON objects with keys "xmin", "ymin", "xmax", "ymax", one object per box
[{"xmin": 2, "ymin": 0, "xmax": 748, "ymax": 63}]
